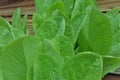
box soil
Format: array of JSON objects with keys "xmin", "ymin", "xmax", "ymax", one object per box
[{"xmin": 102, "ymin": 73, "xmax": 120, "ymax": 80}]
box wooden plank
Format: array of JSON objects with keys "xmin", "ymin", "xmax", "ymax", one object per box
[
  {"xmin": 0, "ymin": 0, "xmax": 35, "ymax": 16},
  {"xmin": 2, "ymin": 15, "xmax": 34, "ymax": 34},
  {"xmin": 1, "ymin": 0, "xmax": 120, "ymax": 35},
  {"xmin": 98, "ymin": 0, "xmax": 120, "ymax": 11},
  {"xmin": 0, "ymin": 0, "xmax": 120, "ymax": 16}
]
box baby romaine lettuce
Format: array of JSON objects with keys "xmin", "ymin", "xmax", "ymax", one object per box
[
  {"xmin": 62, "ymin": 52, "xmax": 103, "ymax": 80},
  {"xmin": 1, "ymin": 0, "xmax": 120, "ymax": 80},
  {"xmin": 0, "ymin": 36, "xmax": 41, "ymax": 80}
]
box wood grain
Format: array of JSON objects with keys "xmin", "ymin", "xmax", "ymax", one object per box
[
  {"xmin": 0, "ymin": 0, "xmax": 120, "ymax": 16},
  {"xmin": 0, "ymin": 0, "xmax": 120, "ymax": 35},
  {"xmin": 98, "ymin": 0, "xmax": 120, "ymax": 11},
  {"xmin": 0, "ymin": 0, "xmax": 35, "ymax": 16}
]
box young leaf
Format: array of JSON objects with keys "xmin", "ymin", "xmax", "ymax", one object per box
[
  {"xmin": 47, "ymin": 1, "xmax": 65, "ymax": 17},
  {"xmin": 72, "ymin": 0, "xmax": 97, "ymax": 18},
  {"xmin": 12, "ymin": 8, "xmax": 21, "ymax": 29},
  {"xmin": 34, "ymin": 0, "xmax": 62, "ymax": 18},
  {"xmin": 1, "ymin": 36, "xmax": 41, "ymax": 80},
  {"xmin": 32, "ymin": 13, "xmax": 44, "ymax": 33},
  {"xmin": 35, "ymin": 16, "xmax": 65, "ymax": 40},
  {"xmin": 22, "ymin": 15, "xmax": 28, "ymax": 34},
  {"xmin": 62, "ymin": 52, "xmax": 103, "ymax": 80}
]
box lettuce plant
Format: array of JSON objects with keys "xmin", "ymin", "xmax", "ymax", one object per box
[
  {"xmin": 0, "ymin": 8, "xmax": 28, "ymax": 47},
  {"xmin": 0, "ymin": 0, "xmax": 120, "ymax": 80}
]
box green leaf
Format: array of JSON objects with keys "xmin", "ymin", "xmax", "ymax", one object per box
[
  {"xmin": 22, "ymin": 15, "xmax": 28, "ymax": 34},
  {"xmin": 0, "ymin": 17, "xmax": 14, "ymax": 44},
  {"xmin": 47, "ymin": 1, "xmax": 65, "ymax": 17},
  {"xmin": 34, "ymin": 54, "xmax": 61, "ymax": 80},
  {"xmin": 52, "ymin": 34, "xmax": 74, "ymax": 60},
  {"xmin": 72, "ymin": 0, "xmax": 97, "ymax": 18},
  {"xmin": 106, "ymin": 8, "xmax": 120, "ymax": 18},
  {"xmin": 88, "ymin": 6, "xmax": 113, "ymax": 55},
  {"xmin": 35, "ymin": 16, "xmax": 65, "ymax": 40},
  {"xmin": 110, "ymin": 43, "xmax": 120, "ymax": 57},
  {"xmin": 103, "ymin": 56, "xmax": 120, "ymax": 76},
  {"xmin": 1, "ymin": 36, "xmax": 41, "ymax": 80},
  {"xmin": 39, "ymin": 39, "xmax": 63, "ymax": 66},
  {"xmin": 12, "ymin": 29, "xmax": 25, "ymax": 39},
  {"xmin": 34, "ymin": 0, "xmax": 62, "ymax": 18},
  {"xmin": 0, "ymin": 27, "xmax": 13, "ymax": 45},
  {"xmin": 76, "ymin": 7, "xmax": 92, "ymax": 52},
  {"xmin": 71, "ymin": 7, "xmax": 91, "ymax": 45},
  {"xmin": 106, "ymin": 8, "xmax": 120, "ymax": 35},
  {"xmin": 0, "ymin": 69, "xmax": 4, "ymax": 80},
  {"xmin": 0, "ymin": 17, "xmax": 12, "ymax": 31},
  {"xmin": 62, "ymin": 52, "xmax": 103, "ymax": 80},
  {"xmin": 12, "ymin": 8, "xmax": 21, "ymax": 29},
  {"xmin": 0, "ymin": 45, "xmax": 4, "ymax": 57},
  {"xmin": 77, "ymin": 31, "xmax": 92, "ymax": 52},
  {"xmin": 34, "ymin": 39, "xmax": 63, "ymax": 80},
  {"xmin": 63, "ymin": 0, "xmax": 75, "ymax": 16},
  {"xmin": 32, "ymin": 13, "xmax": 44, "ymax": 33}
]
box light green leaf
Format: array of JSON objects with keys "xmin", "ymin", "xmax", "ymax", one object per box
[
  {"xmin": 12, "ymin": 8, "xmax": 21, "ymax": 29},
  {"xmin": 1, "ymin": 36, "xmax": 41, "ymax": 80},
  {"xmin": 72, "ymin": 0, "xmax": 97, "ymax": 18},
  {"xmin": 0, "ymin": 17, "xmax": 15, "ymax": 40},
  {"xmin": 47, "ymin": 1, "xmax": 65, "ymax": 17},
  {"xmin": 62, "ymin": 52, "xmax": 103, "ymax": 80},
  {"xmin": 52, "ymin": 34, "xmax": 74, "ymax": 60},
  {"xmin": 0, "ymin": 27, "xmax": 13, "ymax": 45},
  {"xmin": 13, "ymin": 28, "xmax": 25, "ymax": 39},
  {"xmin": 34, "ymin": 39, "xmax": 63, "ymax": 80},
  {"xmin": 106, "ymin": 8, "xmax": 120, "ymax": 35},
  {"xmin": 71, "ymin": 7, "xmax": 91, "ymax": 45},
  {"xmin": 22, "ymin": 15, "xmax": 28, "ymax": 34},
  {"xmin": 110, "ymin": 43, "xmax": 120, "ymax": 57},
  {"xmin": 34, "ymin": 0, "xmax": 62, "ymax": 18},
  {"xmin": 39, "ymin": 39, "xmax": 63, "ymax": 66},
  {"xmin": 103, "ymin": 56, "xmax": 120, "ymax": 76},
  {"xmin": 0, "ymin": 17, "xmax": 12, "ymax": 31},
  {"xmin": 34, "ymin": 54, "xmax": 61, "ymax": 80},
  {"xmin": 35, "ymin": 16, "xmax": 65, "ymax": 40},
  {"xmin": 32, "ymin": 13, "xmax": 44, "ymax": 33},
  {"xmin": 63, "ymin": 0, "xmax": 75, "ymax": 16}
]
